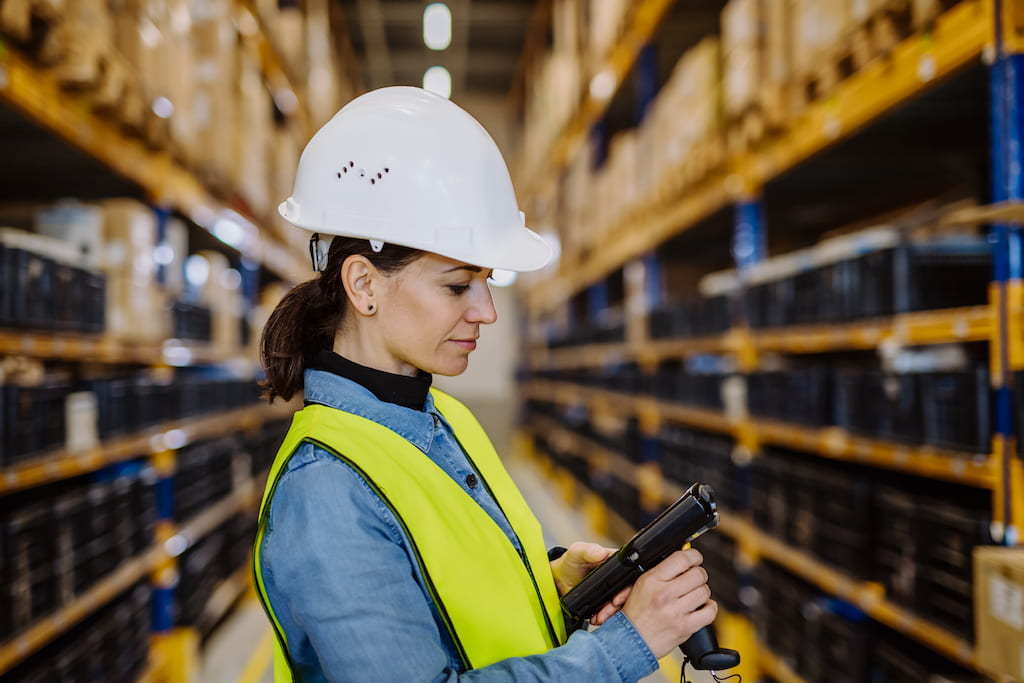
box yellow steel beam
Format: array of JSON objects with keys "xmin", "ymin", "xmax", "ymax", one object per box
[
  {"xmin": 526, "ymin": 305, "xmax": 994, "ymax": 372},
  {"xmin": 733, "ymin": 517, "xmax": 978, "ymax": 669},
  {"xmin": 735, "ymin": 0, "xmax": 991, "ymax": 187},
  {"xmin": 0, "ymin": 404, "xmax": 291, "ymax": 495},
  {"xmin": 149, "ymin": 628, "xmax": 201, "ymax": 683},
  {"xmin": 0, "ymin": 331, "xmax": 236, "ymax": 365},
  {"xmin": 756, "ymin": 642, "xmax": 808, "ymax": 683},
  {"xmin": 527, "ymin": 380, "xmax": 998, "ymax": 487},
  {"xmin": 527, "ymin": 177, "xmax": 732, "ymax": 314},
  {"xmin": 942, "ymin": 200, "xmax": 1024, "ymax": 226},
  {"xmin": 523, "ymin": 1, "xmax": 992, "ymax": 311},
  {"xmin": 0, "ymin": 547, "xmax": 164, "ymax": 674},
  {"xmin": 0, "ymin": 39, "xmax": 306, "ymax": 283},
  {"xmin": 1001, "ymin": 0, "xmax": 1024, "ymax": 54},
  {"xmin": 751, "ymin": 305, "xmax": 993, "ymax": 354},
  {"xmin": 753, "ymin": 419, "xmax": 998, "ymax": 488}
]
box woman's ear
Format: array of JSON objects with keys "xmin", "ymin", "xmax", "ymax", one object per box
[{"xmin": 340, "ymin": 255, "xmax": 379, "ymax": 316}]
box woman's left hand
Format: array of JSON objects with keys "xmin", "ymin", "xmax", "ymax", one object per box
[{"xmin": 550, "ymin": 542, "xmax": 632, "ymax": 625}]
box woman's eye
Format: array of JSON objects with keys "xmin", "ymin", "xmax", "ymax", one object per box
[{"xmin": 446, "ymin": 284, "xmax": 470, "ymax": 296}]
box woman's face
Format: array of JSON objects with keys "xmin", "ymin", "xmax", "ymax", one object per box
[{"xmin": 375, "ymin": 252, "xmax": 498, "ymax": 377}]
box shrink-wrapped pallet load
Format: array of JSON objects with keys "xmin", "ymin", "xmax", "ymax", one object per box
[
  {"xmin": 192, "ymin": 0, "xmax": 238, "ymax": 190},
  {"xmin": 101, "ymin": 199, "xmax": 168, "ymax": 343},
  {"xmin": 233, "ymin": 40, "xmax": 273, "ymax": 217}
]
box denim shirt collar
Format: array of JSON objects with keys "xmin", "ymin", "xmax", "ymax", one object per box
[{"xmin": 303, "ymin": 368, "xmax": 439, "ymax": 454}]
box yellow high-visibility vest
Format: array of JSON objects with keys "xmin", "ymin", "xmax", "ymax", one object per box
[{"xmin": 252, "ymin": 388, "xmax": 567, "ymax": 681}]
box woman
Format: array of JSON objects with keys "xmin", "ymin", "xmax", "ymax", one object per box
[{"xmin": 253, "ymin": 86, "xmax": 718, "ymax": 682}]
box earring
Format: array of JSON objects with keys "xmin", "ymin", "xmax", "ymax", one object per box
[{"xmin": 367, "ymin": 304, "xmax": 375, "ymax": 313}]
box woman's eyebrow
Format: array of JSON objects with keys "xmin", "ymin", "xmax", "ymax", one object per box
[{"xmin": 441, "ymin": 265, "xmax": 483, "ymax": 274}]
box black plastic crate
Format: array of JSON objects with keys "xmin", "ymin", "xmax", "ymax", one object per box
[
  {"xmin": 597, "ymin": 475, "xmax": 642, "ymax": 529},
  {"xmin": 919, "ymin": 366, "xmax": 991, "ymax": 453},
  {"xmin": 748, "ymin": 368, "xmax": 832, "ymax": 427},
  {"xmin": 873, "ymin": 487, "xmax": 918, "ymax": 608},
  {"xmin": 649, "ymin": 295, "xmax": 732, "ymax": 339},
  {"xmin": 654, "ymin": 361, "xmax": 726, "ymax": 410},
  {"xmin": 753, "ymin": 562, "xmax": 820, "ymax": 674},
  {"xmin": 811, "ymin": 608, "xmax": 872, "ymax": 683},
  {"xmin": 750, "ymin": 454, "xmax": 790, "ymax": 540},
  {"xmin": 172, "ymin": 300, "xmax": 213, "ymax": 341},
  {"xmin": 871, "ymin": 628, "xmax": 989, "ymax": 683},
  {"xmin": 692, "ymin": 531, "xmax": 742, "ymax": 614},
  {"xmin": 658, "ymin": 425, "xmax": 738, "ymax": 511},
  {"xmin": 2, "ymin": 381, "xmax": 71, "ymax": 464}
]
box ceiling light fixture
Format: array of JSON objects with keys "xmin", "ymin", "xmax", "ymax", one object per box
[
  {"xmin": 423, "ymin": 66, "xmax": 452, "ymax": 99},
  {"xmin": 423, "ymin": 3, "xmax": 452, "ymax": 50}
]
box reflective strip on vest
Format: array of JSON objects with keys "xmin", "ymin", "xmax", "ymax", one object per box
[{"xmin": 252, "ymin": 388, "xmax": 567, "ymax": 681}]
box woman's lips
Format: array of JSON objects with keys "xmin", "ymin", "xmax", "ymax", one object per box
[{"xmin": 450, "ymin": 339, "xmax": 477, "ymax": 351}]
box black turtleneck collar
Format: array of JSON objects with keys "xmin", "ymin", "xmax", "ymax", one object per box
[{"xmin": 312, "ymin": 349, "xmax": 432, "ymax": 411}]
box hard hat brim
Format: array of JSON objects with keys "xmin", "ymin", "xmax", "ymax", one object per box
[{"xmin": 279, "ymin": 199, "xmax": 554, "ymax": 273}]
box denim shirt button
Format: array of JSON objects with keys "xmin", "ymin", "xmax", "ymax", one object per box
[{"xmin": 465, "ymin": 473, "xmax": 478, "ymax": 489}]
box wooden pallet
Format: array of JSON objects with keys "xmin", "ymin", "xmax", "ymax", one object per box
[
  {"xmin": 758, "ymin": 81, "xmax": 790, "ymax": 132},
  {"xmin": 0, "ymin": 0, "xmax": 63, "ymax": 63},
  {"xmin": 911, "ymin": 0, "xmax": 963, "ymax": 31},
  {"xmin": 851, "ymin": 1, "xmax": 916, "ymax": 66},
  {"xmin": 726, "ymin": 107, "xmax": 767, "ymax": 156}
]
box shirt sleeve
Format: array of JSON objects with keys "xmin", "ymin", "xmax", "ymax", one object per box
[{"xmin": 259, "ymin": 449, "xmax": 659, "ymax": 683}]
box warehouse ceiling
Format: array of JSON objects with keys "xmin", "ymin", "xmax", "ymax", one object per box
[{"xmin": 333, "ymin": 0, "xmax": 537, "ymax": 99}]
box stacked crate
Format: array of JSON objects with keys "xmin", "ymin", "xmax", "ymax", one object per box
[
  {"xmin": 173, "ymin": 435, "xmax": 240, "ymax": 522},
  {"xmin": 751, "ymin": 450, "xmax": 875, "ymax": 578},
  {"xmin": 659, "ymin": 425, "xmax": 739, "ymax": 511},
  {"xmin": 3, "ymin": 581, "xmax": 151, "ymax": 682},
  {"xmin": 0, "ymin": 465, "xmax": 158, "ymax": 640}
]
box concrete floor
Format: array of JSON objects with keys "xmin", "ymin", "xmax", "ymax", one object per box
[{"xmin": 201, "ymin": 450, "xmax": 714, "ymax": 683}]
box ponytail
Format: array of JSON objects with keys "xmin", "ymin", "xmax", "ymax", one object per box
[{"xmin": 260, "ymin": 237, "xmax": 422, "ymax": 402}]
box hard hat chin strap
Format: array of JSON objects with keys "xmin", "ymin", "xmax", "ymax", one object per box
[{"xmin": 309, "ymin": 233, "xmax": 328, "ymax": 272}]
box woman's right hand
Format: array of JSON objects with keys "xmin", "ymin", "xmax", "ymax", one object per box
[{"xmin": 621, "ymin": 548, "xmax": 718, "ymax": 660}]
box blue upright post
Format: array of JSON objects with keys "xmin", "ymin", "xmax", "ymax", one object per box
[
  {"xmin": 733, "ymin": 200, "xmax": 767, "ymax": 272},
  {"xmin": 733, "ymin": 197, "xmax": 766, "ymax": 515},
  {"xmin": 154, "ymin": 206, "xmax": 170, "ymax": 287},
  {"xmin": 634, "ymin": 43, "xmax": 658, "ymax": 124},
  {"xmin": 990, "ymin": 0, "xmax": 1024, "ymax": 544}
]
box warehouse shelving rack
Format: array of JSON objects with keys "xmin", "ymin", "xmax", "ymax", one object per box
[
  {"xmin": 518, "ymin": 0, "xmax": 1024, "ymax": 681},
  {"xmin": 0, "ymin": 396, "xmax": 290, "ymax": 678},
  {"xmin": 0, "ymin": 34, "xmax": 307, "ymax": 282},
  {"xmin": 0, "ymin": 5, "xmax": 329, "ymax": 680}
]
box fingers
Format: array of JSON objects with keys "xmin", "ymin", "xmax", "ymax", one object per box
[
  {"xmin": 588, "ymin": 586, "xmax": 632, "ymax": 625},
  {"xmin": 686, "ymin": 599, "xmax": 719, "ymax": 632},
  {"xmin": 568, "ymin": 542, "xmax": 615, "ymax": 565},
  {"xmin": 646, "ymin": 548, "xmax": 703, "ymax": 582}
]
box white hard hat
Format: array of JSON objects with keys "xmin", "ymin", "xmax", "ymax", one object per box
[{"xmin": 279, "ymin": 86, "xmax": 553, "ymax": 272}]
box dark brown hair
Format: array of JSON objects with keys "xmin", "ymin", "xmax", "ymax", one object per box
[{"xmin": 260, "ymin": 236, "xmax": 423, "ymax": 402}]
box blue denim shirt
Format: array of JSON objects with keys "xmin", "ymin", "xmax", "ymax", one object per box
[{"xmin": 258, "ymin": 368, "xmax": 659, "ymax": 682}]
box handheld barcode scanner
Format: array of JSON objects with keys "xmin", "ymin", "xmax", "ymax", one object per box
[{"xmin": 561, "ymin": 483, "xmax": 741, "ymax": 674}]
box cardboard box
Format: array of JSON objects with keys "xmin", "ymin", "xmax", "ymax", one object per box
[
  {"xmin": 101, "ymin": 198, "xmax": 157, "ymax": 280},
  {"xmin": 974, "ymin": 546, "xmax": 1024, "ymax": 680},
  {"xmin": 35, "ymin": 201, "xmax": 105, "ymax": 269}
]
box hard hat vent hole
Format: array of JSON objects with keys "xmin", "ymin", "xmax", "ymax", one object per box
[
  {"xmin": 349, "ymin": 161, "xmax": 354, "ymax": 167},
  {"xmin": 336, "ymin": 172, "xmax": 341, "ymax": 178},
  {"xmin": 384, "ymin": 168, "xmax": 390, "ymax": 173},
  {"xmin": 359, "ymin": 169, "xmax": 365, "ymax": 177},
  {"xmin": 377, "ymin": 173, "xmax": 382, "ymax": 179},
  {"xmin": 370, "ymin": 178, "xmax": 376, "ymax": 185},
  {"xmin": 342, "ymin": 167, "xmax": 348, "ymax": 173}
]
